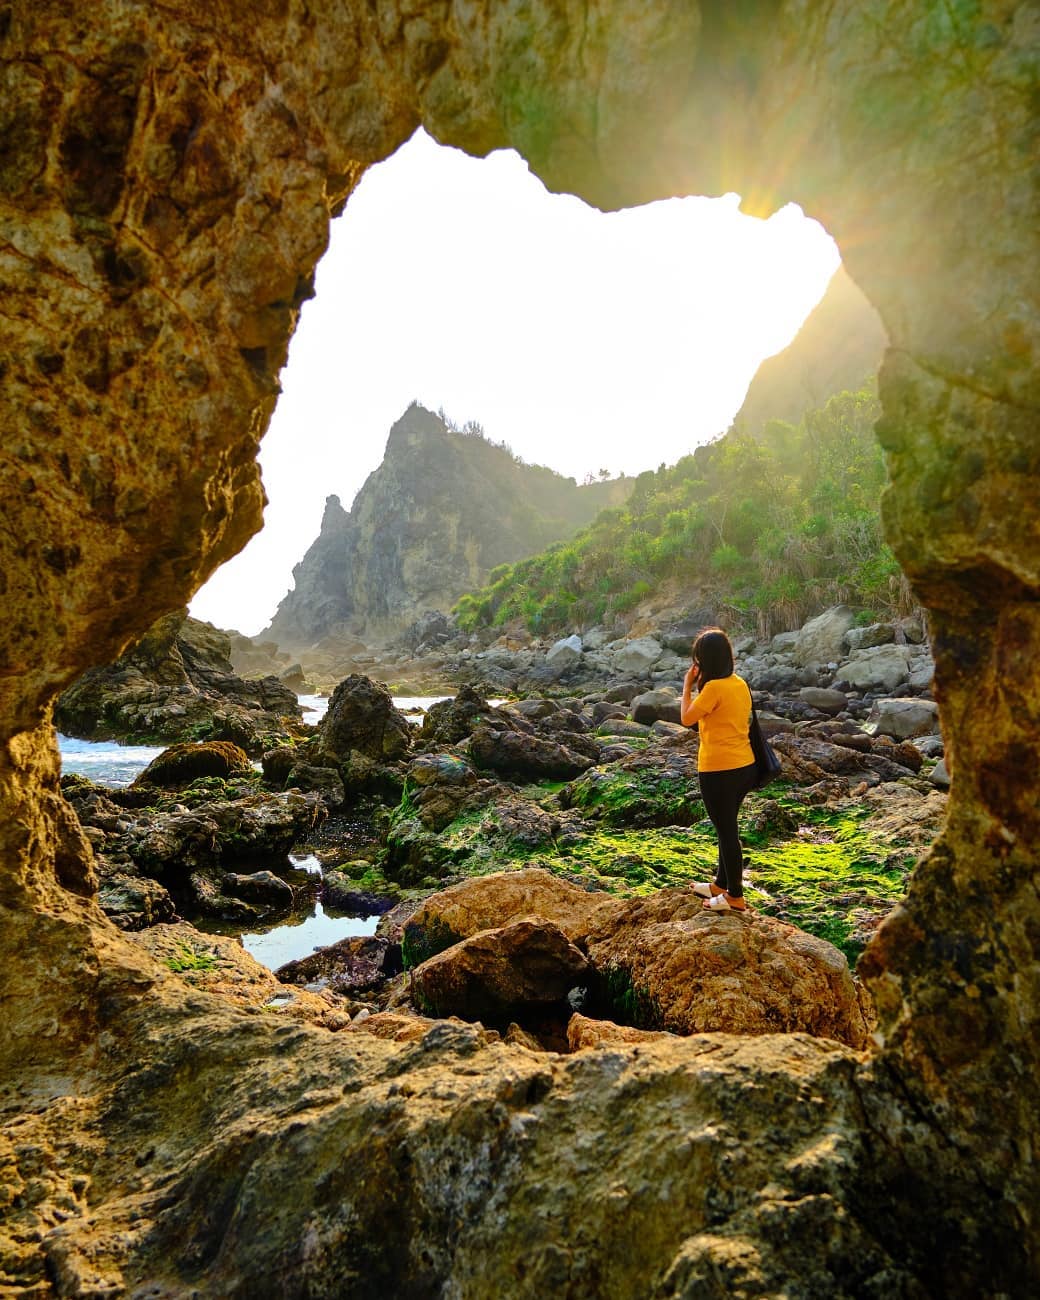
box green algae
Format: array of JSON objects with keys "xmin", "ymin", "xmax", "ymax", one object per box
[
  {"xmin": 382, "ymin": 778, "xmax": 920, "ymax": 966},
  {"xmin": 562, "ymin": 767, "xmax": 700, "ymax": 827}
]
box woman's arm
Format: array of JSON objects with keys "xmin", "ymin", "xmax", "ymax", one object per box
[{"xmin": 681, "ymin": 665, "xmax": 710, "ymax": 727}]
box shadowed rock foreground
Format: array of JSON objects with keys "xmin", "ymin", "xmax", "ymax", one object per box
[{"xmin": 1, "ymin": 1, "xmax": 1037, "ymax": 1295}]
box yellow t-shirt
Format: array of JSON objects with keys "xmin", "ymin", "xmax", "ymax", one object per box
[{"xmin": 681, "ymin": 674, "xmax": 754, "ymax": 772}]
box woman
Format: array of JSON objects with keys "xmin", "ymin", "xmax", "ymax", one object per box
[{"xmin": 680, "ymin": 627, "xmax": 756, "ymax": 912}]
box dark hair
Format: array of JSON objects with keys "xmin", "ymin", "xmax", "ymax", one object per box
[{"xmin": 691, "ymin": 627, "xmax": 734, "ymax": 685}]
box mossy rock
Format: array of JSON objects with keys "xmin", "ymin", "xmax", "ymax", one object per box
[{"xmin": 133, "ymin": 741, "xmax": 253, "ymax": 788}]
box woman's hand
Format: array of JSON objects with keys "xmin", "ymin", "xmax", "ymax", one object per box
[{"xmin": 683, "ymin": 663, "xmax": 700, "ymax": 694}]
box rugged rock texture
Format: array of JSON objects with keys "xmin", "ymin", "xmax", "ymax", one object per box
[
  {"xmin": 734, "ymin": 265, "xmax": 888, "ymax": 432},
  {"xmin": 265, "ymin": 404, "xmax": 631, "ymax": 646},
  {"xmin": 2, "ymin": 1, "xmax": 1038, "ymax": 1296},
  {"xmin": 55, "ymin": 613, "xmax": 303, "ymax": 752},
  {"xmin": 402, "ymin": 867, "xmax": 613, "ymax": 966},
  {"xmin": 584, "ymin": 891, "xmax": 872, "ymax": 1049},
  {"xmin": 410, "ymin": 917, "xmax": 591, "ymax": 1023}
]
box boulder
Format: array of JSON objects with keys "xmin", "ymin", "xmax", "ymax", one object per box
[
  {"xmin": 468, "ymin": 723, "xmax": 594, "ymax": 781},
  {"xmin": 419, "ymin": 685, "xmax": 498, "ymax": 747},
  {"xmin": 124, "ymin": 792, "xmax": 324, "ymax": 879},
  {"xmin": 630, "ymin": 688, "xmax": 681, "ymax": 725},
  {"xmin": 261, "ymin": 745, "xmax": 298, "ymax": 786},
  {"xmin": 509, "ymin": 697, "xmax": 559, "ymax": 720},
  {"xmin": 567, "ymin": 1013, "xmax": 672, "ymax": 1051},
  {"xmin": 133, "ymin": 740, "xmax": 252, "ymax": 788},
  {"xmin": 401, "ymin": 868, "xmax": 609, "ymax": 968},
  {"xmin": 591, "ymin": 701, "xmax": 628, "ymax": 723},
  {"xmin": 844, "ymin": 623, "xmax": 897, "ymax": 651},
  {"xmin": 868, "ymin": 698, "xmax": 941, "ymax": 740},
  {"xmin": 284, "ymin": 762, "xmax": 346, "ymax": 806},
  {"xmin": 223, "ymin": 870, "xmax": 295, "ymax": 905},
  {"xmin": 595, "ymin": 719, "xmax": 651, "ymax": 738},
  {"xmin": 929, "ymin": 757, "xmax": 951, "ymax": 788},
  {"xmin": 128, "ymin": 924, "xmax": 350, "ymax": 1030},
  {"xmin": 545, "ymin": 634, "xmax": 583, "ymax": 666},
  {"xmin": 793, "ymin": 606, "xmax": 857, "ymax": 667},
  {"xmin": 797, "ymin": 687, "xmax": 848, "ymax": 715},
  {"xmin": 97, "ymin": 872, "xmax": 177, "ymax": 931},
  {"xmin": 408, "ymin": 752, "xmax": 473, "ymax": 786},
  {"xmin": 317, "ymin": 674, "xmax": 412, "ymax": 761},
  {"xmin": 276, "ymin": 935, "xmax": 392, "ymax": 994},
  {"xmin": 584, "ymin": 890, "xmax": 871, "ymax": 1049},
  {"xmin": 612, "ymin": 637, "xmax": 663, "ymax": 674},
  {"xmin": 842, "ymin": 645, "xmax": 913, "ymax": 692},
  {"xmin": 410, "ymin": 918, "xmax": 591, "ymax": 1023},
  {"xmin": 770, "ymin": 630, "xmax": 800, "ymax": 654}
]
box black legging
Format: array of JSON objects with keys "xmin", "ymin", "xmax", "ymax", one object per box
[{"xmin": 698, "ymin": 763, "xmax": 757, "ymax": 898}]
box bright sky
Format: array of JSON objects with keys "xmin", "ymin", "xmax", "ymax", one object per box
[{"xmin": 191, "ymin": 128, "xmax": 839, "ymax": 636}]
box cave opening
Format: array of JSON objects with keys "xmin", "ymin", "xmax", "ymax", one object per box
[{"xmin": 1, "ymin": 1, "xmax": 1036, "ymax": 1295}]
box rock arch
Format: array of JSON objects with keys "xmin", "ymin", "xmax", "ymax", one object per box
[{"xmin": 1, "ymin": 1, "xmax": 1036, "ymax": 1293}]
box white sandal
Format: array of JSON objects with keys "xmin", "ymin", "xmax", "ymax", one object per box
[
  {"xmin": 692, "ymin": 882, "xmax": 725, "ymax": 898},
  {"xmin": 702, "ymin": 892, "xmax": 732, "ymax": 911}
]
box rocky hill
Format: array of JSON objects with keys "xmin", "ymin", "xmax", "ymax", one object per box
[
  {"xmin": 734, "ymin": 265, "xmax": 887, "ymax": 433},
  {"xmin": 264, "ymin": 403, "xmax": 631, "ymax": 649}
]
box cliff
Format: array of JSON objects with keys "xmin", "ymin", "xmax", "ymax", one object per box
[
  {"xmin": 264, "ymin": 404, "xmax": 631, "ymax": 647},
  {"xmin": 734, "ymin": 265, "xmax": 888, "ymax": 433}
]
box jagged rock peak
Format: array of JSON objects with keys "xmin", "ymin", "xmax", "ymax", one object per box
[{"xmin": 264, "ymin": 404, "xmax": 630, "ymax": 650}]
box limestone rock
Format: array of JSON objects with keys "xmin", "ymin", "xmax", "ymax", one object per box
[
  {"xmin": 402, "ymin": 868, "xmax": 611, "ymax": 968},
  {"xmin": 612, "ymin": 637, "xmax": 663, "ymax": 675},
  {"xmin": 128, "ymin": 925, "xmax": 351, "ymax": 1029},
  {"xmin": 264, "ymin": 409, "xmax": 630, "ymax": 647},
  {"xmin": 584, "ymin": 890, "xmax": 871, "ymax": 1049},
  {"xmin": 845, "ymin": 622, "xmax": 897, "ymax": 651},
  {"xmin": 868, "ymin": 698, "xmax": 941, "ymax": 740},
  {"xmin": 419, "ymin": 685, "xmax": 501, "ymax": 747},
  {"xmin": 793, "ymin": 606, "xmax": 857, "ymax": 667},
  {"xmin": 798, "ymin": 686, "xmax": 848, "ymax": 715},
  {"xmin": 276, "ymin": 935, "xmax": 392, "ymax": 994},
  {"xmin": 410, "ymin": 918, "xmax": 591, "ymax": 1022},
  {"xmin": 546, "ymin": 634, "xmax": 583, "ymax": 666},
  {"xmin": 468, "ymin": 722, "xmax": 594, "ymax": 781},
  {"xmin": 630, "ymin": 687, "xmax": 681, "ymax": 725},
  {"xmin": 55, "ymin": 613, "xmax": 303, "ymax": 754},
  {"xmin": 567, "ymin": 1013, "xmax": 672, "ymax": 1051},
  {"xmin": 2, "ymin": 0, "xmax": 1038, "ymax": 1293},
  {"xmin": 841, "ymin": 644, "xmax": 913, "ymax": 692},
  {"xmin": 735, "ymin": 267, "xmax": 887, "ymax": 431}
]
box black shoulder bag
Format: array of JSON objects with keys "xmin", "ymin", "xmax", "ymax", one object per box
[{"xmin": 749, "ymin": 697, "xmax": 782, "ymax": 789}]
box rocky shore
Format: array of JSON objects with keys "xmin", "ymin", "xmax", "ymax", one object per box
[
  {"xmin": 63, "ymin": 606, "xmax": 947, "ymax": 1057},
  {"xmin": 56, "ymin": 611, "xmax": 306, "ymax": 755}
]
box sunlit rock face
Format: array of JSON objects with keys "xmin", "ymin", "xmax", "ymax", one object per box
[{"xmin": 1, "ymin": 1, "xmax": 1037, "ymax": 1295}]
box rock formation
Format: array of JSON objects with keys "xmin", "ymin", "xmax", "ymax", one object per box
[
  {"xmin": 264, "ymin": 403, "xmax": 631, "ymax": 647},
  {"xmin": 1, "ymin": 1, "xmax": 1037, "ymax": 1296},
  {"xmin": 54, "ymin": 611, "xmax": 303, "ymax": 752},
  {"xmin": 734, "ymin": 265, "xmax": 888, "ymax": 432}
]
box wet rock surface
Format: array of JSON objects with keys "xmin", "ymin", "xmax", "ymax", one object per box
[{"xmin": 55, "ymin": 614, "xmax": 303, "ymax": 754}]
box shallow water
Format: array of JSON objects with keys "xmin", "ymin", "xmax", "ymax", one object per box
[
  {"xmin": 55, "ymin": 695, "xmax": 455, "ymax": 970},
  {"xmin": 58, "ymin": 734, "xmax": 165, "ymax": 787},
  {"xmin": 194, "ymin": 854, "xmax": 382, "ymax": 969}
]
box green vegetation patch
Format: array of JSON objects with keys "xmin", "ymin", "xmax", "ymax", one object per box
[
  {"xmin": 561, "ymin": 767, "xmax": 701, "ymax": 828},
  {"xmin": 452, "ymin": 385, "xmax": 914, "ymax": 640},
  {"xmin": 165, "ymin": 941, "xmax": 218, "ymax": 973},
  {"xmin": 741, "ymin": 795, "xmax": 915, "ymax": 965}
]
